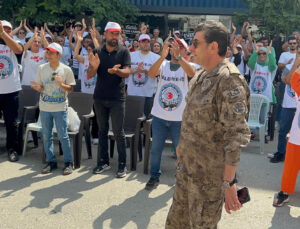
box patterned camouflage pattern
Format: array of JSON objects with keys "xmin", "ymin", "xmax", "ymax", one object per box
[{"xmin": 166, "ymin": 59, "xmax": 251, "ymax": 229}]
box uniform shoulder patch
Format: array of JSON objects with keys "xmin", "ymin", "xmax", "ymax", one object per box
[{"xmin": 233, "ymin": 102, "xmax": 246, "ymax": 115}]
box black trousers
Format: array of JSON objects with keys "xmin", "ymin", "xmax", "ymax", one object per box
[{"xmin": 0, "ymin": 91, "xmax": 19, "ymax": 153}]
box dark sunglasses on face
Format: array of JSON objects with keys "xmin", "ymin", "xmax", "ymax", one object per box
[
  {"xmin": 289, "ymin": 42, "xmax": 297, "ymax": 45},
  {"xmin": 258, "ymin": 52, "xmax": 267, "ymax": 56}
]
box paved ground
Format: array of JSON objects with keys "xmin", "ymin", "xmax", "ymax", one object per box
[{"xmin": 0, "ymin": 127, "xmax": 300, "ymax": 229}]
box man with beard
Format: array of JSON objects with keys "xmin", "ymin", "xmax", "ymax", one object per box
[
  {"xmin": 127, "ymin": 34, "xmax": 160, "ymax": 119},
  {"xmin": 0, "ymin": 20, "xmax": 23, "ymax": 162},
  {"xmin": 87, "ymin": 22, "xmax": 131, "ymax": 178}
]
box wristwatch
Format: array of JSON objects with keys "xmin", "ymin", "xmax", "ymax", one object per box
[
  {"xmin": 223, "ymin": 178, "xmax": 237, "ymax": 189},
  {"xmin": 175, "ymin": 55, "xmax": 182, "ymax": 61}
]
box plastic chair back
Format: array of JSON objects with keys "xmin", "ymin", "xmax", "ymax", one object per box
[
  {"xmin": 68, "ymin": 92, "xmax": 93, "ymax": 118},
  {"xmin": 248, "ymin": 94, "xmax": 269, "ymax": 126},
  {"xmin": 124, "ymin": 95, "xmax": 145, "ymax": 132},
  {"xmin": 18, "ymin": 85, "xmax": 40, "ymax": 119}
]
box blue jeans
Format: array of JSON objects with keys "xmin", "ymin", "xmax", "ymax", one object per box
[
  {"xmin": 150, "ymin": 116, "xmax": 181, "ymax": 178},
  {"xmin": 94, "ymin": 99, "xmax": 126, "ymax": 166},
  {"xmin": 40, "ymin": 110, "xmax": 72, "ymax": 163},
  {"xmin": 277, "ymin": 107, "xmax": 296, "ymax": 154}
]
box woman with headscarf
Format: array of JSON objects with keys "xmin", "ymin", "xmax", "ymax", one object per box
[{"xmin": 248, "ymin": 41, "xmax": 277, "ymax": 142}]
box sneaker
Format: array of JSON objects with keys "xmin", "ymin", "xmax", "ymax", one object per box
[
  {"xmin": 145, "ymin": 177, "xmax": 160, "ymax": 190},
  {"xmin": 41, "ymin": 162, "xmax": 57, "ymax": 174},
  {"xmin": 270, "ymin": 152, "xmax": 285, "ymax": 163},
  {"xmin": 8, "ymin": 149, "xmax": 19, "ymax": 162},
  {"xmin": 92, "ymin": 138, "xmax": 99, "ymax": 145},
  {"xmin": 93, "ymin": 163, "xmax": 111, "ymax": 174},
  {"xmin": 273, "ymin": 191, "xmax": 289, "ymax": 207},
  {"xmin": 116, "ymin": 163, "xmax": 127, "ymax": 178},
  {"xmin": 63, "ymin": 163, "xmax": 73, "ymax": 175},
  {"xmin": 267, "ymin": 152, "xmax": 276, "ymax": 159}
]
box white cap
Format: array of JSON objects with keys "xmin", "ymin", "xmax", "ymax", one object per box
[
  {"xmin": 177, "ymin": 39, "xmax": 188, "ymax": 50},
  {"xmin": 139, "ymin": 34, "xmax": 151, "ymax": 42},
  {"xmin": 237, "ymin": 44, "xmax": 242, "ymax": 49},
  {"xmin": 44, "ymin": 42, "xmax": 62, "ymax": 55},
  {"xmin": 174, "ymin": 30, "xmax": 180, "ymax": 34},
  {"xmin": 104, "ymin": 22, "xmax": 121, "ymax": 32},
  {"xmin": 45, "ymin": 34, "xmax": 52, "ymax": 39},
  {"xmin": 1, "ymin": 20, "xmax": 12, "ymax": 29}
]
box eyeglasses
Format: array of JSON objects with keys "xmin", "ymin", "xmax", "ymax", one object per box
[
  {"xmin": 289, "ymin": 42, "xmax": 297, "ymax": 45},
  {"xmin": 258, "ymin": 52, "xmax": 267, "ymax": 56}
]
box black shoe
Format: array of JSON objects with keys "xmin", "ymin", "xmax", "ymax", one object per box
[
  {"xmin": 270, "ymin": 152, "xmax": 285, "ymax": 163},
  {"xmin": 116, "ymin": 163, "xmax": 127, "ymax": 178},
  {"xmin": 273, "ymin": 191, "xmax": 289, "ymax": 207},
  {"xmin": 63, "ymin": 162, "xmax": 73, "ymax": 175},
  {"xmin": 265, "ymin": 136, "xmax": 269, "ymax": 144},
  {"xmin": 145, "ymin": 177, "xmax": 159, "ymax": 190},
  {"xmin": 93, "ymin": 163, "xmax": 111, "ymax": 174},
  {"xmin": 8, "ymin": 149, "xmax": 19, "ymax": 162},
  {"xmin": 41, "ymin": 162, "xmax": 58, "ymax": 174}
]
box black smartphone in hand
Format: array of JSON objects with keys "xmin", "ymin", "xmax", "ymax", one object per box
[{"xmin": 237, "ymin": 187, "xmax": 250, "ymax": 204}]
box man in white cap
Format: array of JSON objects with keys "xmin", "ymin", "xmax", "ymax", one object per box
[
  {"xmin": 0, "ymin": 20, "xmax": 23, "ymax": 162},
  {"xmin": 31, "ymin": 42, "xmax": 76, "ymax": 175},
  {"xmin": 87, "ymin": 22, "xmax": 131, "ymax": 178},
  {"xmin": 127, "ymin": 34, "xmax": 160, "ymax": 119}
]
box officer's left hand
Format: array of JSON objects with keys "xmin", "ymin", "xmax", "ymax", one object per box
[
  {"xmin": 224, "ymin": 184, "xmax": 242, "ymax": 214},
  {"xmin": 108, "ymin": 64, "xmax": 121, "ymax": 74}
]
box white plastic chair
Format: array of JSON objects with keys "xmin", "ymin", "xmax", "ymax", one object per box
[
  {"xmin": 248, "ymin": 94, "xmax": 270, "ymax": 154},
  {"xmin": 22, "ymin": 116, "xmax": 42, "ymax": 156}
]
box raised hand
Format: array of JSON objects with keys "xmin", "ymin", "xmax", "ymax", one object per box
[
  {"xmin": 55, "ymin": 74, "xmax": 63, "ymax": 86},
  {"xmin": 31, "ymin": 81, "xmax": 43, "ymax": 92},
  {"xmin": 77, "ymin": 31, "xmax": 83, "ymax": 42},
  {"xmin": 140, "ymin": 25, "xmax": 147, "ymax": 34},
  {"xmin": 40, "ymin": 26, "xmax": 45, "ymax": 38},
  {"xmin": 267, "ymin": 40, "xmax": 273, "ymax": 54},
  {"xmin": 82, "ymin": 18, "xmax": 87, "ymax": 31},
  {"xmin": 108, "ymin": 64, "xmax": 121, "ymax": 74},
  {"xmin": 135, "ymin": 62, "xmax": 146, "ymax": 73},
  {"xmin": 88, "ymin": 52, "xmax": 100, "ymax": 69},
  {"xmin": 231, "ymin": 23, "xmax": 236, "ymax": 31},
  {"xmin": 92, "ymin": 18, "xmax": 96, "ymax": 30}
]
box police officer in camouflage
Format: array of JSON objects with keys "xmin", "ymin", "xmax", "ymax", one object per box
[{"xmin": 165, "ymin": 21, "xmax": 251, "ymax": 229}]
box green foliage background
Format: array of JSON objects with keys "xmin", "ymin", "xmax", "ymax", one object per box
[
  {"xmin": 237, "ymin": 0, "xmax": 300, "ymax": 36},
  {"xmin": 0, "ymin": 0, "xmax": 139, "ymax": 26}
]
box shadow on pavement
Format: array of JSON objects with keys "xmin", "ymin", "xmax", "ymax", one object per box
[{"xmin": 93, "ymin": 188, "xmax": 173, "ymax": 229}]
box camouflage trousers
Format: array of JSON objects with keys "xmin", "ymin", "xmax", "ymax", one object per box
[{"xmin": 165, "ymin": 170, "xmax": 224, "ymax": 229}]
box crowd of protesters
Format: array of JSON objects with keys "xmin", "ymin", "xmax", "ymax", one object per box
[{"xmin": 1, "ymin": 16, "xmax": 300, "ymax": 226}]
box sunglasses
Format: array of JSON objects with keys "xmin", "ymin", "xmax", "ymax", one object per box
[
  {"xmin": 51, "ymin": 72, "xmax": 57, "ymax": 81},
  {"xmin": 289, "ymin": 42, "xmax": 297, "ymax": 45},
  {"xmin": 258, "ymin": 52, "xmax": 267, "ymax": 56}
]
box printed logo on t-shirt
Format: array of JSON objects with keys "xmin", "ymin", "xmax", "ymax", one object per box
[
  {"xmin": 287, "ymin": 85, "xmax": 295, "ymax": 98},
  {"xmin": 159, "ymin": 83, "xmax": 182, "ymax": 111},
  {"xmin": 132, "ymin": 72, "xmax": 148, "ymax": 87},
  {"xmin": 0, "ymin": 55, "xmax": 13, "ymax": 79},
  {"xmin": 251, "ymin": 76, "xmax": 267, "ymax": 94},
  {"xmin": 41, "ymin": 89, "xmax": 66, "ymax": 103},
  {"xmin": 30, "ymin": 56, "xmax": 44, "ymax": 63}
]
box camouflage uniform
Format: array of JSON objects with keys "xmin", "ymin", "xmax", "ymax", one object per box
[{"xmin": 165, "ymin": 59, "xmax": 251, "ymax": 229}]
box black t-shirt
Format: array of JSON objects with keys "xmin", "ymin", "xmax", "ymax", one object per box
[{"xmin": 93, "ymin": 44, "xmax": 131, "ymax": 101}]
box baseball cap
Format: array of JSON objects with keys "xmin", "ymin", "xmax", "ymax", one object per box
[
  {"xmin": 177, "ymin": 39, "xmax": 188, "ymax": 50},
  {"xmin": 1, "ymin": 20, "xmax": 12, "ymax": 29},
  {"xmin": 44, "ymin": 42, "xmax": 62, "ymax": 54},
  {"xmin": 25, "ymin": 31, "xmax": 34, "ymax": 39},
  {"xmin": 105, "ymin": 22, "xmax": 121, "ymax": 32},
  {"xmin": 139, "ymin": 34, "xmax": 151, "ymax": 42},
  {"xmin": 45, "ymin": 34, "xmax": 52, "ymax": 39},
  {"xmin": 237, "ymin": 44, "xmax": 242, "ymax": 49},
  {"xmin": 174, "ymin": 30, "xmax": 180, "ymax": 34},
  {"xmin": 74, "ymin": 21, "xmax": 82, "ymax": 27}
]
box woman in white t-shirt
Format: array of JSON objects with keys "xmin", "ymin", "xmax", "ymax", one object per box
[{"xmin": 21, "ymin": 27, "xmax": 48, "ymax": 86}]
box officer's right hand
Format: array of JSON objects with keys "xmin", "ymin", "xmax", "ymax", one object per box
[
  {"xmin": 176, "ymin": 146, "xmax": 180, "ymax": 157},
  {"xmin": 88, "ymin": 53, "xmax": 100, "ymax": 70}
]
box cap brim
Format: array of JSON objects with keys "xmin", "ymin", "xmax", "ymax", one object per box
[
  {"xmin": 139, "ymin": 39, "xmax": 151, "ymax": 42},
  {"xmin": 44, "ymin": 47, "xmax": 59, "ymax": 53},
  {"xmin": 106, "ymin": 28, "xmax": 121, "ymax": 32}
]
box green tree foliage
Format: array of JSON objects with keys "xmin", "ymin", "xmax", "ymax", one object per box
[
  {"xmin": 240, "ymin": 0, "xmax": 300, "ymax": 36},
  {"xmin": 0, "ymin": 0, "xmax": 139, "ymax": 26}
]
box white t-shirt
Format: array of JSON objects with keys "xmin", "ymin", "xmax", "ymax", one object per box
[
  {"xmin": 278, "ymin": 52, "xmax": 296, "ymax": 65},
  {"xmin": 151, "ymin": 60, "xmax": 189, "ymax": 121},
  {"xmin": 127, "ymin": 51, "xmax": 160, "ymax": 97},
  {"xmin": 0, "ymin": 44, "xmax": 22, "ymax": 94},
  {"xmin": 21, "ymin": 50, "xmax": 46, "ymax": 86},
  {"xmin": 36, "ymin": 62, "xmax": 76, "ymax": 112},
  {"xmin": 288, "ymin": 95, "xmax": 300, "ymax": 145},
  {"xmin": 78, "ymin": 47, "xmax": 89, "ymax": 79},
  {"xmin": 79, "ymin": 55, "xmax": 97, "ymax": 94},
  {"xmin": 13, "ymin": 35, "xmax": 26, "ymax": 46},
  {"xmin": 61, "ymin": 47, "xmax": 71, "ymax": 66},
  {"xmin": 281, "ymin": 66, "xmax": 297, "ymax": 108},
  {"xmin": 249, "ymin": 64, "xmax": 274, "ymax": 103}
]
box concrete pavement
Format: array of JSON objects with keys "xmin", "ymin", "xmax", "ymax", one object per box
[{"xmin": 0, "ymin": 129, "xmax": 300, "ymax": 229}]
